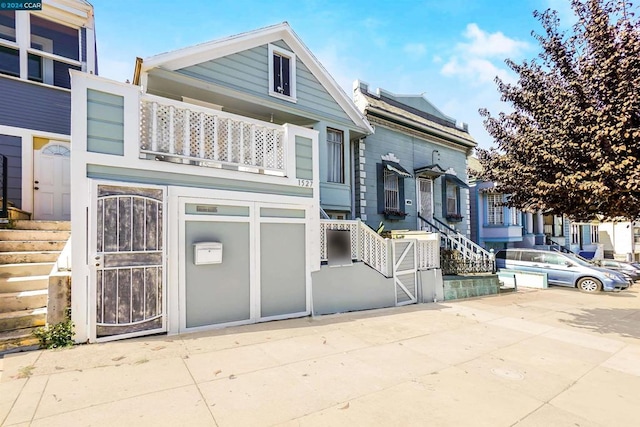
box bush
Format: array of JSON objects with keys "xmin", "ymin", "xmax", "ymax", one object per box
[{"xmin": 33, "ymin": 317, "xmax": 75, "ymax": 349}]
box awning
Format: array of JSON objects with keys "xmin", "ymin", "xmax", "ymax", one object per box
[
  {"xmin": 443, "ymin": 174, "xmax": 470, "ymax": 189},
  {"xmin": 383, "ymin": 160, "xmax": 413, "ymax": 178},
  {"xmin": 414, "ymin": 164, "xmax": 446, "ymax": 178}
]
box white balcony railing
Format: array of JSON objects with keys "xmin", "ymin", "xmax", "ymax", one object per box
[{"xmin": 139, "ymin": 95, "xmax": 286, "ymax": 175}]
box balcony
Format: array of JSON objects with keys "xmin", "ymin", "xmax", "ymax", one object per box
[{"xmin": 139, "ymin": 95, "xmax": 287, "ymax": 176}]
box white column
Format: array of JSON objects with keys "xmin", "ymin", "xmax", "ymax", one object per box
[
  {"xmin": 536, "ymin": 211, "xmax": 544, "ymax": 235},
  {"xmin": 525, "ymin": 212, "xmax": 533, "ymax": 234}
]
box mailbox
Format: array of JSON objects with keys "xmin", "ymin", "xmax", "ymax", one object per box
[{"xmin": 193, "ymin": 242, "xmax": 223, "ymax": 265}]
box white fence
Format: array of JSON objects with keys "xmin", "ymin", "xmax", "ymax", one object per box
[
  {"xmin": 320, "ymin": 219, "xmax": 439, "ymax": 277},
  {"xmin": 139, "ymin": 95, "xmax": 286, "ymax": 175}
]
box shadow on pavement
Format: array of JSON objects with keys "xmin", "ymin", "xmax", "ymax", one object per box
[{"xmin": 560, "ymin": 307, "xmax": 640, "ymax": 339}]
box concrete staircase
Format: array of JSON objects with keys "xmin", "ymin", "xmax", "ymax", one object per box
[{"xmin": 0, "ymin": 220, "xmax": 71, "ymax": 353}]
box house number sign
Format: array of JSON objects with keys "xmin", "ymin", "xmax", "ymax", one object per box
[{"xmin": 297, "ymin": 179, "xmax": 312, "ymax": 187}]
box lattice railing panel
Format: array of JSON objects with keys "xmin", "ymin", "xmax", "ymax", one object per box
[{"xmin": 140, "ymin": 97, "xmax": 286, "ymax": 174}]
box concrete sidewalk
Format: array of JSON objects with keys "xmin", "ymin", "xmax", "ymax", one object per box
[{"xmin": 1, "ymin": 285, "xmax": 639, "ymax": 426}]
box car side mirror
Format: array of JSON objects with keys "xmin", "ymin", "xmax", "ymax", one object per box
[{"xmin": 565, "ymin": 261, "xmax": 574, "ymax": 267}]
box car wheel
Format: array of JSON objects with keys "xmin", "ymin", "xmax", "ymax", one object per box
[{"xmin": 577, "ymin": 277, "xmax": 602, "ymax": 293}]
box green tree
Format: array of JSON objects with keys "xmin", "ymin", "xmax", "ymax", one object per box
[{"xmin": 478, "ymin": 0, "xmax": 640, "ymax": 220}]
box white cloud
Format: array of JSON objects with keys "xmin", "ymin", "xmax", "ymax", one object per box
[
  {"xmin": 439, "ymin": 23, "xmax": 525, "ymax": 86},
  {"xmin": 403, "ymin": 43, "xmax": 426, "ymax": 58},
  {"xmin": 441, "ymin": 56, "xmax": 514, "ymax": 85},
  {"xmin": 460, "ymin": 23, "xmax": 529, "ymax": 58}
]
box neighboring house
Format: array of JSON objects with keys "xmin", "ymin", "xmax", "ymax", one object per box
[
  {"xmin": 469, "ymin": 157, "xmax": 604, "ymax": 259},
  {"xmin": 69, "ymin": 23, "xmax": 374, "ymax": 343},
  {"xmin": 598, "ymin": 221, "xmax": 640, "ymax": 261},
  {"xmin": 352, "ymin": 81, "xmax": 476, "ymax": 236},
  {"xmin": 0, "ymin": 0, "xmax": 97, "ymax": 220}
]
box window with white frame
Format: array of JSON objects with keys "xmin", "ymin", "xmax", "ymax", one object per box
[
  {"xmin": 590, "ymin": 224, "xmax": 599, "ymax": 243},
  {"xmin": 268, "ymin": 44, "xmax": 297, "ymax": 102},
  {"xmin": 0, "ymin": 11, "xmax": 18, "ymax": 77},
  {"xmin": 486, "ymin": 193, "xmax": 504, "ymax": 225},
  {"xmin": 570, "ymin": 223, "xmax": 580, "ymax": 245},
  {"xmin": 326, "ymin": 128, "xmax": 344, "ymax": 183},
  {"xmin": 510, "ymin": 207, "xmax": 519, "ymax": 226},
  {"xmin": 0, "ymin": 12, "xmax": 83, "ymax": 88},
  {"xmin": 446, "ymin": 183, "xmax": 457, "ymax": 215},
  {"xmin": 384, "ymin": 169, "xmax": 399, "ymax": 211},
  {"xmin": 634, "ymin": 226, "xmax": 640, "ymax": 245}
]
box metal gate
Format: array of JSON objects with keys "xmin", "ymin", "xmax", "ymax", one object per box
[
  {"xmin": 392, "ymin": 239, "xmax": 417, "ymax": 305},
  {"xmin": 93, "ymin": 184, "xmax": 165, "ymax": 340}
]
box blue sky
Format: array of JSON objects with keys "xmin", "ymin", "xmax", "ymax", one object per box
[{"xmin": 92, "ymin": 0, "xmax": 574, "ymax": 149}]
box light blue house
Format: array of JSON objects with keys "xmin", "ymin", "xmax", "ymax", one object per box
[
  {"xmin": 469, "ymin": 158, "xmax": 603, "ymax": 258},
  {"xmin": 352, "ymin": 81, "xmax": 476, "ymax": 236},
  {"xmin": 69, "ymin": 23, "xmax": 380, "ymax": 343}
]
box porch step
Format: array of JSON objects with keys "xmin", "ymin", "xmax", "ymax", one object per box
[
  {"xmin": 0, "ymin": 328, "xmax": 40, "ymax": 354},
  {"xmin": 0, "ymin": 240, "xmax": 67, "ymax": 252},
  {"xmin": 0, "ymin": 275, "xmax": 49, "ymax": 293},
  {"xmin": 0, "ymin": 308, "xmax": 46, "ymax": 331},
  {"xmin": 0, "ymin": 289, "xmax": 48, "ymax": 313},
  {"xmin": 1, "ymin": 220, "xmax": 70, "ymax": 231},
  {"xmin": 0, "ymin": 251, "xmax": 61, "ymax": 264},
  {"xmin": 0, "ymin": 229, "xmax": 70, "ymax": 241},
  {"xmin": 0, "ymin": 262, "xmax": 54, "ymax": 279}
]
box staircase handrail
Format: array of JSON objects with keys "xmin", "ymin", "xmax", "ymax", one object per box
[
  {"xmin": 432, "ymin": 216, "xmax": 457, "ymax": 234},
  {"xmin": 1, "ymin": 155, "xmax": 7, "ymax": 219},
  {"xmin": 418, "ymin": 214, "xmax": 493, "ymax": 262}
]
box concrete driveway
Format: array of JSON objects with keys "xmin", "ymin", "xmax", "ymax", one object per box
[{"xmin": 1, "ymin": 285, "xmax": 639, "ymax": 426}]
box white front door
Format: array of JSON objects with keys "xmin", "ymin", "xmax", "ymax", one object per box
[{"xmin": 34, "ymin": 142, "xmax": 71, "ymax": 220}]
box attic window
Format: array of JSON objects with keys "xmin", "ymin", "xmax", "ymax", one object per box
[{"xmin": 268, "ymin": 44, "xmax": 297, "ymax": 102}]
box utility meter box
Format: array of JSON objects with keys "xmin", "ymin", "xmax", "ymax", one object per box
[{"xmin": 193, "ymin": 242, "xmax": 223, "ymax": 265}]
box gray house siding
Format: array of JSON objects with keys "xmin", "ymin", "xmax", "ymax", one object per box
[
  {"xmin": 361, "ymin": 125, "xmax": 469, "ymax": 233},
  {"xmin": 175, "ymin": 41, "xmax": 353, "ymax": 127},
  {"xmin": 0, "ymin": 134, "xmax": 22, "ymax": 209},
  {"xmin": 0, "ymin": 78, "xmax": 71, "ymax": 135}
]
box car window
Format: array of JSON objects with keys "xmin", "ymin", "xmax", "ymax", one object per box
[
  {"xmin": 520, "ymin": 251, "xmax": 541, "ymax": 262},
  {"xmin": 542, "ymin": 253, "xmax": 565, "ymax": 265},
  {"xmin": 506, "ymin": 250, "xmax": 519, "ymax": 260},
  {"xmin": 601, "ymin": 260, "xmax": 617, "ymax": 267},
  {"xmin": 495, "ymin": 251, "xmax": 506, "ymax": 260}
]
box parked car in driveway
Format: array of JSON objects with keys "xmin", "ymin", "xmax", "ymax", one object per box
[
  {"xmin": 495, "ymin": 248, "xmax": 630, "ymax": 293},
  {"xmin": 596, "ymin": 259, "xmax": 640, "ymax": 282}
]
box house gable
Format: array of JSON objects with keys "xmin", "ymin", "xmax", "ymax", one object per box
[{"xmin": 141, "ymin": 23, "xmax": 372, "ymax": 133}]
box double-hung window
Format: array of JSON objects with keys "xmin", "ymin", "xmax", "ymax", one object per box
[
  {"xmin": 268, "ymin": 44, "xmax": 297, "ymax": 102},
  {"xmin": 0, "ymin": 11, "xmax": 19, "ymax": 78},
  {"xmin": 442, "ymin": 174, "xmax": 468, "ymax": 222},
  {"xmin": 486, "ymin": 193, "xmax": 504, "ymax": 225},
  {"xmin": 384, "ymin": 169, "xmax": 399, "ymax": 211},
  {"xmin": 326, "ymin": 128, "xmax": 344, "ymax": 183}
]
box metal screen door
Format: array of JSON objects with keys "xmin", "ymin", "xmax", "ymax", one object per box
[{"xmin": 94, "ymin": 184, "xmax": 165, "ymax": 340}]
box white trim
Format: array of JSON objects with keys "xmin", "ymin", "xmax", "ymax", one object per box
[
  {"xmin": 88, "ymin": 180, "xmax": 168, "ymax": 344},
  {"xmin": 268, "ymin": 43, "xmax": 297, "ymax": 103},
  {"xmin": 141, "ymin": 23, "xmax": 373, "ymax": 134},
  {"xmin": 176, "ymin": 194, "xmax": 312, "ymax": 336},
  {"xmin": 0, "ymin": 124, "xmax": 70, "ymax": 216}
]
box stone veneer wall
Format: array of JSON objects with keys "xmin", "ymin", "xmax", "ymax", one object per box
[{"xmin": 443, "ymin": 275, "xmax": 500, "ymax": 300}]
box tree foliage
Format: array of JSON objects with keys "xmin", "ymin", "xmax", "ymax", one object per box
[{"xmin": 477, "ymin": 0, "xmax": 640, "ymax": 220}]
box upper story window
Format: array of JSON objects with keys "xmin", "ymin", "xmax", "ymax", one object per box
[
  {"xmin": 326, "ymin": 128, "xmax": 344, "ymax": 183},
  {"xmin": 486, "ymin": 193, "xmax": 504, "ymax": 225},
  {"xmin": 0, "ymin": 11, "xmax": 18, "ymax": 78},
  {"xmin": 0, "ymin": 11, "xmax": 84, "ymax": 89},
  {"xmin": 0, "ymin": 11, "xmax": 16, "ymax": 42},
  {"xmin": 268, "ymin": 44, "xmax": 296, "ymax": 102}
]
